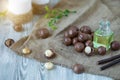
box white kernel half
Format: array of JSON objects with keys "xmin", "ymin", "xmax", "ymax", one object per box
[
  {"xmin": 22, "ymin": 48, "xmax": 31, "ymax": 54},
  {"xmin": 45, "ymin": 49, "xmax": 53, "ymax": 57},
  {"xmin": 44, "ymin": 62, "xmax": 54, "ymax": 70},
  {"xmin": 85, "ymin": 46, "xmax": 91, "ymax": 54}
]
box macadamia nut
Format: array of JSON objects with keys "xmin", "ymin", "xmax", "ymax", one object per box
[
  {"xmin": 44, "ymin": 62, "xmax": 54, "ymax": 70},
  {"xmin": 85, "ymin": 46, "xmax": 91, "ymax": 54},
  {"xmin": 22, "ymin": 47, "xmax": 31, "ymax": 54},
  {"xmin": 45, "ymin": 49, "xmax": 54, "ymax": 58}
]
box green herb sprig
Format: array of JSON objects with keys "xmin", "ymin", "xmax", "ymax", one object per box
[{"xmin": 45, "ymin": 6, "xmax": 76, "ymax": 30}]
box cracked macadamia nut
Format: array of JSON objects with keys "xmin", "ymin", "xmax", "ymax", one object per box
[
  {"xmin": 44, "ymin": 49, "xmax": 55, "ymax": 59},
  {"xmin": 84, "ymin": 46, "xmax": 94, "ymax": 56},
  {"xmin": 5, "ymin": 39, "xmax": 15, "ymax": 47},
  {"xmin": 84, "ymin": 46, "xmax": 92, "ymax": 54},
  {"xmin": 44, "ymin": 62, "xmax": 54, "ymax": 70},
  {"xmin": 22, "ymin": 48, "xmax": 31, "ymax": 54}
]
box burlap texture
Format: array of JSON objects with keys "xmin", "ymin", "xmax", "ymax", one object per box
[
  {"xmin": 7, "ymin": 10, "xmax": 33, "ymax": 25},
  {"xmin": 10, "ymin": 0, "xmax": 120, "ymax": 79},
  {"xmin": 32, "ymin": 3, "xmax": 48, "ymax": 15}
]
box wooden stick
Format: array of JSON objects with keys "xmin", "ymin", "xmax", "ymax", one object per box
[
  {"xmin": 100, "ymin": 58, "xmax": 120, "ymax": 71},
  {"xmin": 98, "ymin": 54, "xmax": 120, "ymax": 65}
]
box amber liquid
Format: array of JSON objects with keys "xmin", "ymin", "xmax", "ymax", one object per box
[{"xmin": 93, "ymin": 29, "xmax": 114, "ymax": 50}]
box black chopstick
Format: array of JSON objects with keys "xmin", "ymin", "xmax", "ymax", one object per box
[
  {"xmin": 98, "ymin": 54, "xmax": 120, "ymax": 65},
  {"xmin": 100, "ymin": 58, "xmax": 120, "ymax": 70}
]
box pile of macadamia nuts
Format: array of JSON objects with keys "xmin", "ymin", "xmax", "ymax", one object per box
[{"xmin": 63, "ymin": 25, "xmax": 120, "ymax": 56}]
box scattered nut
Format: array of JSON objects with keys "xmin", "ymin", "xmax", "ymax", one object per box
[
  {"xmin": 84, "ymin": 46, "xmax": 95, "ymax": 56},
  {"xmin": 84, "ymin": 46, "xmax": 92, "ymax": 54},
  {"xmin": 22, "ymin": 47, "xmax": 31, "ymax": 54},
  {"xmin": 44, "ymin": 62, "xmax": 54, "ymax": 70},
  {"xmin": 36, "ymin": 28, "xmax": 50, "ymax": 39},
  {"xmin": 98, "ymin": 46, "xmax": 106, "ymax": 55},
  {"xmin": 85, "ymin": 40, "xmax": 93, "ymax": 47},
  {"xmin": 72, "ymin": 37, "xmax": 79, "ymax": 45},
  {"xmin": 74, "ymin": 42, "xmax": 85, "ymax": 52},
  {"xmin": 111, "ymin": 41, "xmax": 120, "ymax": 51},
  {"xmin": 44, "ymin": 49, "xmax": 55, "ymax": 59},
  {"xmin": 87, "ymin": 34, "xmax": 93, "ymax": 41},
  {"xmin": 64, "ymin": 37, "xmax": 72, "ymax": 46},
  {"xmin": 78, "ymin": 33, "xmax": 88, "ymax": 42},
  {"xmin": 5, "ymin": 39, "xmax": 15, "ymax": 47},
  {"xmin": 68, "ymin": 26, "xmax": 78, "ymax": 38},
  {"xmin": 80, "ymin": 26, "xmax": 92, "ymax": 34},
  {"xmin": 14, "ymin": 24, "xmax": 23, "ymax": 32},
  {"xmin": 64, "ymin": 31, "xmax": 69, "ymax": 37},
  {"xmin": 72, "ymin": 64, "xmax": 84, "ymax": 74}
]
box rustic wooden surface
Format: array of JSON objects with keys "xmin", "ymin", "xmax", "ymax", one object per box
[{"xmin": 0, "ymin": 16, "xmax": 113, "ymax": 80}]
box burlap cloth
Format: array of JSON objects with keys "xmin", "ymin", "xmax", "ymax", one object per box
[
  {"xmin": 10, "ymin": 0, "xmax": 120, "ymax": 79},
  {"xmin": 7, "ymin": 10, "xmax": 33, "ymax": 25},
  {"xmin": 32, "ymin": 3, "xmax": 47, "ymax": 15}
]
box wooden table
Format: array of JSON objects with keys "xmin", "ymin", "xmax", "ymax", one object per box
[{"xmin": 0, "ymin": 16, "xmax": 113, "ymax": 80}]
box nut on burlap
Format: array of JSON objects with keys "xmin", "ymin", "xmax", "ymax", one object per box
[{"xmin": 10, "ymin": 0, "xmax": 120, "ymax": 79}]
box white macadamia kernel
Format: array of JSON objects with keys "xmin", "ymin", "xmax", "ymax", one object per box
[
  {"xmin": 45, "ymin": 49, "xmax": 54, "ymax": 57},
  {"xmin": 85, "ymin": 46, "xmax": 91, "ymax": 54},
  {"xmin": 44, "ymin": 62, "xmax": 54, "ymax": 70},
  {"xmin": 22, "ymin": 47, "xmax": 31, "ymax": 54}
]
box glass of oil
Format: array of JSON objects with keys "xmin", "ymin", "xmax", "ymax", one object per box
[{"xmin": 93, "ymin": 18, "xmax": 114, "ymax": 50}]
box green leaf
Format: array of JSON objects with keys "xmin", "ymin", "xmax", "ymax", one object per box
[
  {"xmin": 45, "ymin": 8, "xmax": 77, "ymax": 30},
  {"xmin": 56, "ymin": 15, "xmax": 62, "ymax": 19},
  {"xmin": 52, "ymin": 10, "xmax": 58, "ymax": 14},
  {"xmin": 44, "ymin": 14, "xmax": 49, "ymax": 18},
  {"xmin": 45, "ymin": 6, "xmax": 50, "ymax": 12},
  {"xmin": 71, "ymin": 11, "xmax": 77, "ymax": 13},
  {"xmin": 52, "ymin": 25, "xmax": 57, "ymax": 30},
  {"xmin": 64, "ymin": 9, "xmax": 70, "ymax": 13}
]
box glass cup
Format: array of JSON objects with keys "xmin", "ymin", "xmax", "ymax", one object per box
[
  {"xmin": 32, "ymin": 0, "xmax": 61, "ymax": 14},
  {"xmin": 49, "ymin": 0, "xmax": 61, "ymax": 7}
]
